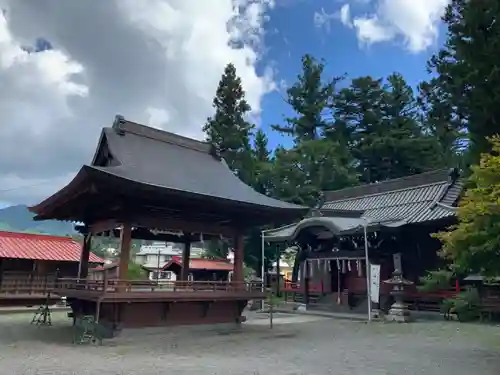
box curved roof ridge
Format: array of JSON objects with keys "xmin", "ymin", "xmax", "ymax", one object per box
[
  {"xmin": 324, "ymin": 181, "xmax": 445, "ymax": 205},
  {"xmin": 323, "ymin": 168, "xmax": 454, "ymax": 203},
  {"xmin": 112, "ymin": 114, "xmax": 215, "ymax": 156}
]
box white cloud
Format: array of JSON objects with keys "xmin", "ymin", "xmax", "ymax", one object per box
[
  {"xmin": 339, "ymin": 4, "xmax": 352, "ymax": 26},
  {"xmin": 337, "ymin": 0, "xmax": 450, "ymax": 52},
  {"xmin": 313, "ymin": 8, "xmax": 337, "ymax": 32},
  {"xmin": 0, "ymin": 0, "xmax": 275, "ymax": 205},
  {"xmin": 313, "ymin": 4, "xmax": 352, "ymax": 33}
]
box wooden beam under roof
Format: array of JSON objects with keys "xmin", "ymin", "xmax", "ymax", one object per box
[{"xmin": 75, "ymin": 225, "xmax": 225, "ymax": 243}]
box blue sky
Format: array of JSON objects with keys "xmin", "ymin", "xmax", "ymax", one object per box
[
  {"xmin": 0, "ymin": 0, "xmax": 449, "ymax": 208},
  {"xmin": 257, "ymin": 0, "xmax": 446, "ymax": 151}
]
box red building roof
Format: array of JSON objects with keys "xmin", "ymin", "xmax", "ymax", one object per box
[
  {"xmin": 164, "ymin": 256, "xmax": 233, "ymax": 272},
  {"xmin": 90, "ymin": 262, "xmax": 118, "ymax": 272},
  {"xmin": 0, "ymin": 231, "xmax": 104, "ymax": 263}
]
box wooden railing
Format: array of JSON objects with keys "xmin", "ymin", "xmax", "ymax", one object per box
[
  {"xmin": 281, "ymin": 281, "xmax": 324, "ymax": 293},
  {"xmin": 0, "ymin": 272, "xmax": 57, "ymax": 295},
  {"xmin": 55, "ymin": 278, "xmax": 263, "ymax": 294}
]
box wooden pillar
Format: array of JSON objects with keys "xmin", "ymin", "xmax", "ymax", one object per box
[
  {"xmin": 117, "ymin": 224, "xmax": 132, "ymax": 281},
  {"xmin": 233, "ymin": 234, "xmax": 244, "ymax": 288},
  {"xmin": 180, "ymin": 237, "xmax": 191, "ymax": 281},
  {"xmin": 78, "ymin": 234, "xmax": 92, "ymax": 279},
  {"xmin": 303, "ymin": 260, "xmax": 310, "ymax": 305}
]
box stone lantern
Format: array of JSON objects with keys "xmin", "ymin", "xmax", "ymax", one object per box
[{"xmin": 383, "ymin": 269, "xmax": 414, "ymax": 322}]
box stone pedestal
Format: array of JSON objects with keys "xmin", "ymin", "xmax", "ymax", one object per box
[{"xmin": 383, "ymin": 271, "xmax": 414, "ymax": 323}]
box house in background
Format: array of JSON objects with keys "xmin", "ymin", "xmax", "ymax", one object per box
[
  {"xmin": 162, "ymin": 256, "xmax": 233, "ymax": 282},
  {"xmin": 135, "ymin": 241, "xmax": 206, "ymax": 281},
  {"xmin": 135, "ymin": 242, "xmax": 182, "ymax": 280},
  {"xmin": 0, "ymin": 231, "xmax": 104, "ymax": 305},
  {"xmin": 87, "ymin": 261, "xmax": 119, "ymax": 280}
]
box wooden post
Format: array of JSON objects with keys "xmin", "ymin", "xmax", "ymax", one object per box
[
  {"xmin": 117, "ymin": 224, "xmax": 132, "ymax": 284},
  {"xmin": 233, "ymin": 234, "xmax": 244, "ymax": 289},
  {"xmin": 77, "ymin": 233, "xmax": 92, "ymax": 279},
  {"xmin": 304, "ymin": 260, "xmax": 310, "ymax": 306},
  {"xmin": 180, "ymin": 237, "xmax": 191, "ymax": 282}
]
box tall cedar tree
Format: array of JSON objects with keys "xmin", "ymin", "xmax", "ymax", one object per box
[
  {"xmin": 252, "ymin": 129, "xmax": 272, "ymax": 195},
  {"xmin": 203, "ymin": 63, "xmax": 255, "ymax": 185},
  {"xmin": 272, "ymin": 54, "xmax": 341, "ymax": 142},
  {"xmin": 418, "ymin": 80, "xmax": 464, "ymax": 167},
  {"xmin": 269, "ymin": 54, "xmax": 356, "ymax": 205},
  {"xmin": 330, "ymin": 74, "xmax": 444, "ymax": 183},
  {"xmin": 425, "ymin": 0, "xmax": 500, "ymax": 164},
  {"xmin": 203, "ymin": 64, "xmax": 277, "ymax": 271}
]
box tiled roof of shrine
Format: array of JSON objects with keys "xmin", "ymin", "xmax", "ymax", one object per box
[{"xmin": 322, "ymin": 169, "xmax": 463, "ymax": 224}]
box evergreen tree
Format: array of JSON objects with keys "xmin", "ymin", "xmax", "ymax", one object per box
[
  {"xmin": 425, "ymin": 0, "xmax": 500, "ymax": 164},
  {"xmin": 330, "ymin": 74, "xmax": 444, "ymax": 183},
  {"xmin": 269, "ymin": 54, "xmax": 356, "ymax": 206},
  {"xmin": 418, "ymin": 79, "xmax": 464, "ymax": 167},
  {"xmin": 252, "ymin": 129, "xmax": 272, "ymax": 195},
  {"xmin": 272, "ymin": 54, "xmax": 340, "ymax": 142},
  {"xmin": 270, "ymin": 140, "xmax": 357, "ymax": 206},
  {"xmin": 203, "ymin": 63, "xmax": 255, "ymax": 184}
]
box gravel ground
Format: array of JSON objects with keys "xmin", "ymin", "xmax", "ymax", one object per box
[{"xmin": 0, "ymin": 311, "xmax": 498, "ymax": 375}]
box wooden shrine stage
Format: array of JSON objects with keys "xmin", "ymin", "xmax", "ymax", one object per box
[{"xmin": 57, "ymin": 279, "xmax": 264, "ymax": 329}]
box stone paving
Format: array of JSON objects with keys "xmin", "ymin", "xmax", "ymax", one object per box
[{"xmin": 0, "ymin": 311, "xmax": 498, "ymax": 375}]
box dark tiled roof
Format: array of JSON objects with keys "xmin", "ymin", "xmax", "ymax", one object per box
[
  {"xmin": 322, "ymin": 169, "xmax": 463, "ymax": 224},
  {"xmin": 31, "ymin": 116, "xmax": 308, "ymax": 221},
  {"xmin": 94, "ymin": 117, "xmax": 307, "ymax": 211}
]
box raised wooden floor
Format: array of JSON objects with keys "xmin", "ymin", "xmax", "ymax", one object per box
[
  {"xmin": 56, "ymin": 278, "xmax": 265, "ymax": 300},
  {"xmin": 57, "ymin": 279, "xmax": 265, "ymax": 329}
]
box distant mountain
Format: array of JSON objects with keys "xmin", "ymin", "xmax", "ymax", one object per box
[{"xmin": 0, "ymin": 205, "xmax": 75, "ymax": 236}]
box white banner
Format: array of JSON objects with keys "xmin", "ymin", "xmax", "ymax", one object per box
[{"xmin": 369, "ymin": 264, "xmax": 381, "ymax": 304}]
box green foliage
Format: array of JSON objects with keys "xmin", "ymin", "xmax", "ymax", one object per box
[
  {"xmin": 424, "ymin": 0, "xmax": 500, "ymax": 164},
  {"xmin": 434, "ymin": 137, "xmax": 500, "ymax": 276},
  {"xmin": 203, "ymin": 63, "xmax": 255, "ymax": 185},
  {"xmin": 417, "ymin": 270, "xmax": 454, "ymax": 292},
  {"xmin": 252, "ymin": 129, "xmax": 273, "ymax": 195},
  {"xmin": 127, "ymin": 262, "xmax": 148, "ymax": 280},
  {"xmin": 202, "ymin": 46, "xmax": 498, "ymax": 274},
  {"xmin": 271, "ymin": 54, "xmax": 340, "ymax": 142},
  {"xmin": 270, "ymin": 139, "xmax": 357, "ymax": 206},
  {"xmin": 330, "ymin": 74, "xmax": 446, "ymax": 183},
  {"xmin": 202, "ymin": 238, "xmax": 229, "ymax": 260},
  {"xmin": 442, "ymin": 288, "xmax": 480, "ymax": 322}
]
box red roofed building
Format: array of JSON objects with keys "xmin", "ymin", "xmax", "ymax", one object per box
[
  {"xmin": 0, "ymin": 231, "xmax": 104, "ymax": 296},
  {"xmin": 162, "ymin": 256, "xmax": 233, "ymax": 282}
]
